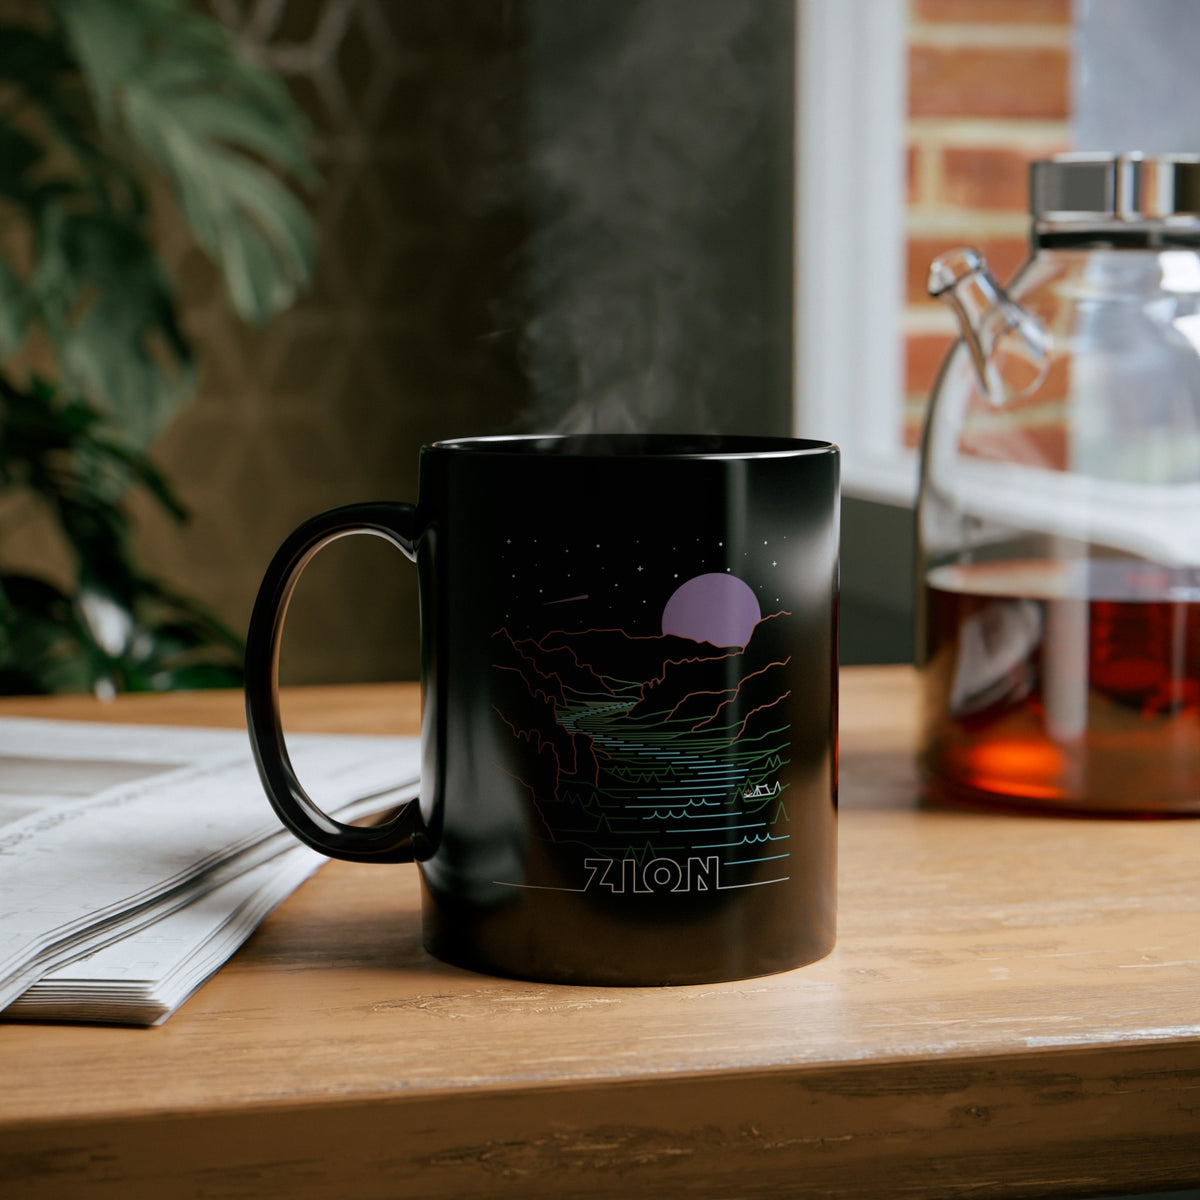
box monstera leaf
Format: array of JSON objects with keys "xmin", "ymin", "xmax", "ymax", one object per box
[
  {"xmin": 55, "ymin": 0, "xmax": 317, "ymax": 326},
  {"xmin": 33, "ymin": 203, "xmax": 196, "ymax": 448},
  {"xmin": 0, "ymin": 0, "xmax": 315, "ymax": 445}
]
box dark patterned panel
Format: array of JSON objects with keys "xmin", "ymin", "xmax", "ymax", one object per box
[{"xmin": 136, "ymin": 0, "xmax": 530, "ymax": 685}]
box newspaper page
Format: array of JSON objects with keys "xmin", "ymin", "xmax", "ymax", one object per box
[{"xmin": 0, "ymin": 718, "xmax": 421, "ymax": 1024}]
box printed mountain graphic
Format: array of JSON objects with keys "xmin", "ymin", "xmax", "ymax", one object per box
[
  {"xmin": 508, "ymin": 627, "xmax": 735, "ymax": 697},
  {"xmin": 491, "ymin": 613, "xmax": 794, "ymax": 871},
  {"xmin": 504, "ymin": 636, "xmax": 614, "ymax": 698},
  {"xmin": 626, "ymin": 612, "xmax": 791, "ymax": 725}
]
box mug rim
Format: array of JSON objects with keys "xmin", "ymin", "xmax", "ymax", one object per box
[{"xmin": 428, "ymin": 433, "xmax": 839, "ymax": 460}]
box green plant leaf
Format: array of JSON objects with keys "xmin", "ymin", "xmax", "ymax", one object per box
[
  {"xmin": 0, "ymin": 561, "xmax": 245, "ymax": 696},
  {"xmin": 0, "ymin": 24, "xmax": 131, "ymax": 218},
  {"xmin": 0, "ymin": 571, "xmax": 94, "ymax": 694},
  {"xmin": 0, "ymin": 28, "xmax": 76, "ymax": 106},
  {"xmin": 146, "ymin": 662, "xmax": 243, "ymax": 691},
  {"xmin": 29, "ymin": 204, "xmax": 194, "ymax": 445},
  {"xmin": 54, "ymin": 0, "xmax": 317, "ymax": 325},
  {"xmin": 0, "ymin": 260, "xmax": 26, "ymax": 356},
  {"xmin": 0, "ymin": 123, "xmax": 44, "ymax": 205},
  {"xmin": 137, "ymin": 578, "xmax": 246, "ymax": 654},
  {"xmin": 89, "ymin": 434, "xmax": 187, "ymax": 521},
  {"xmin": 0, "ymin": 373, "xmax": 184, "ymax": 585}
]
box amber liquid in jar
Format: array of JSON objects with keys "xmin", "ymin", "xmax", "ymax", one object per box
[{"xmin": 920, "ymin": 559, "xmax": 1200, "ymax": 815}]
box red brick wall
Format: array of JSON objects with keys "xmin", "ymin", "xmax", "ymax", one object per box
[{"xmin": 904, "ymin": 0, "xmax": 1072, "ymax": 447}]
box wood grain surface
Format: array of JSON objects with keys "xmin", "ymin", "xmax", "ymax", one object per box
[{"xmin": 1, "ymin": 668, "xmax": 1198, "ymax": 1199}]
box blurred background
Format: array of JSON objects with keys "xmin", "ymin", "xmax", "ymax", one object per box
[{"xmin": 0, "ymin": 0, "xmax": 1195, "ymax": 691}]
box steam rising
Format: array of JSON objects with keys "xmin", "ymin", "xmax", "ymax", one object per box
[{"xmin": 520, "ymin": 0, "xmax": 793, "ymax": 435}]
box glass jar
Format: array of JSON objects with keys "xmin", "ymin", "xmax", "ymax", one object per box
[{"xmin": 917, "ymin": 153, "xmax": 1200, "ymax": 815}]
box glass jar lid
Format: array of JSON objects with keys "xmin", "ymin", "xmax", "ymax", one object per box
[{"xmin": 1031, "ymin": 152, "xmax": 1200, "ymax": 224}]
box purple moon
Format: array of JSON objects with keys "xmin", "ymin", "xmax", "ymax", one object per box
[{"xmin": 661, "ymin": 573, "xmax": 762, "ymax": 647}]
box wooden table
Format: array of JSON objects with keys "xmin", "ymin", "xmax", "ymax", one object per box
[{"xmin": 1, "ymin": 667, "xmax": 1198, "ymax": 1199}]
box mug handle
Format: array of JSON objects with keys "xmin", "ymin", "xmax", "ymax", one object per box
[{"xmin": 245, "ymin": 502, "xmax": 424, "ymax": 863}]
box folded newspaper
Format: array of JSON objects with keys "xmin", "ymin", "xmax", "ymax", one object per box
[{"xmin": 0, "ymin": 717, "xmax": 420, "ymax": 1026}]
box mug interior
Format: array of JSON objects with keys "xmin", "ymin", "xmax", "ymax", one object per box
[{"xmin": 430, "ymin": 434, "xmax": 835, "ymax": 459}]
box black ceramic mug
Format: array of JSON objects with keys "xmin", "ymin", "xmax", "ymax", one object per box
[{"xmin": 245, "ymin": 434, "xmax": 839, "ymax": 985}]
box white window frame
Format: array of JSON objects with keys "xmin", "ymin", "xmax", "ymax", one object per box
[{"xmin": 793, "ymin": 0, "xmax": 916, "ymax": 507}]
